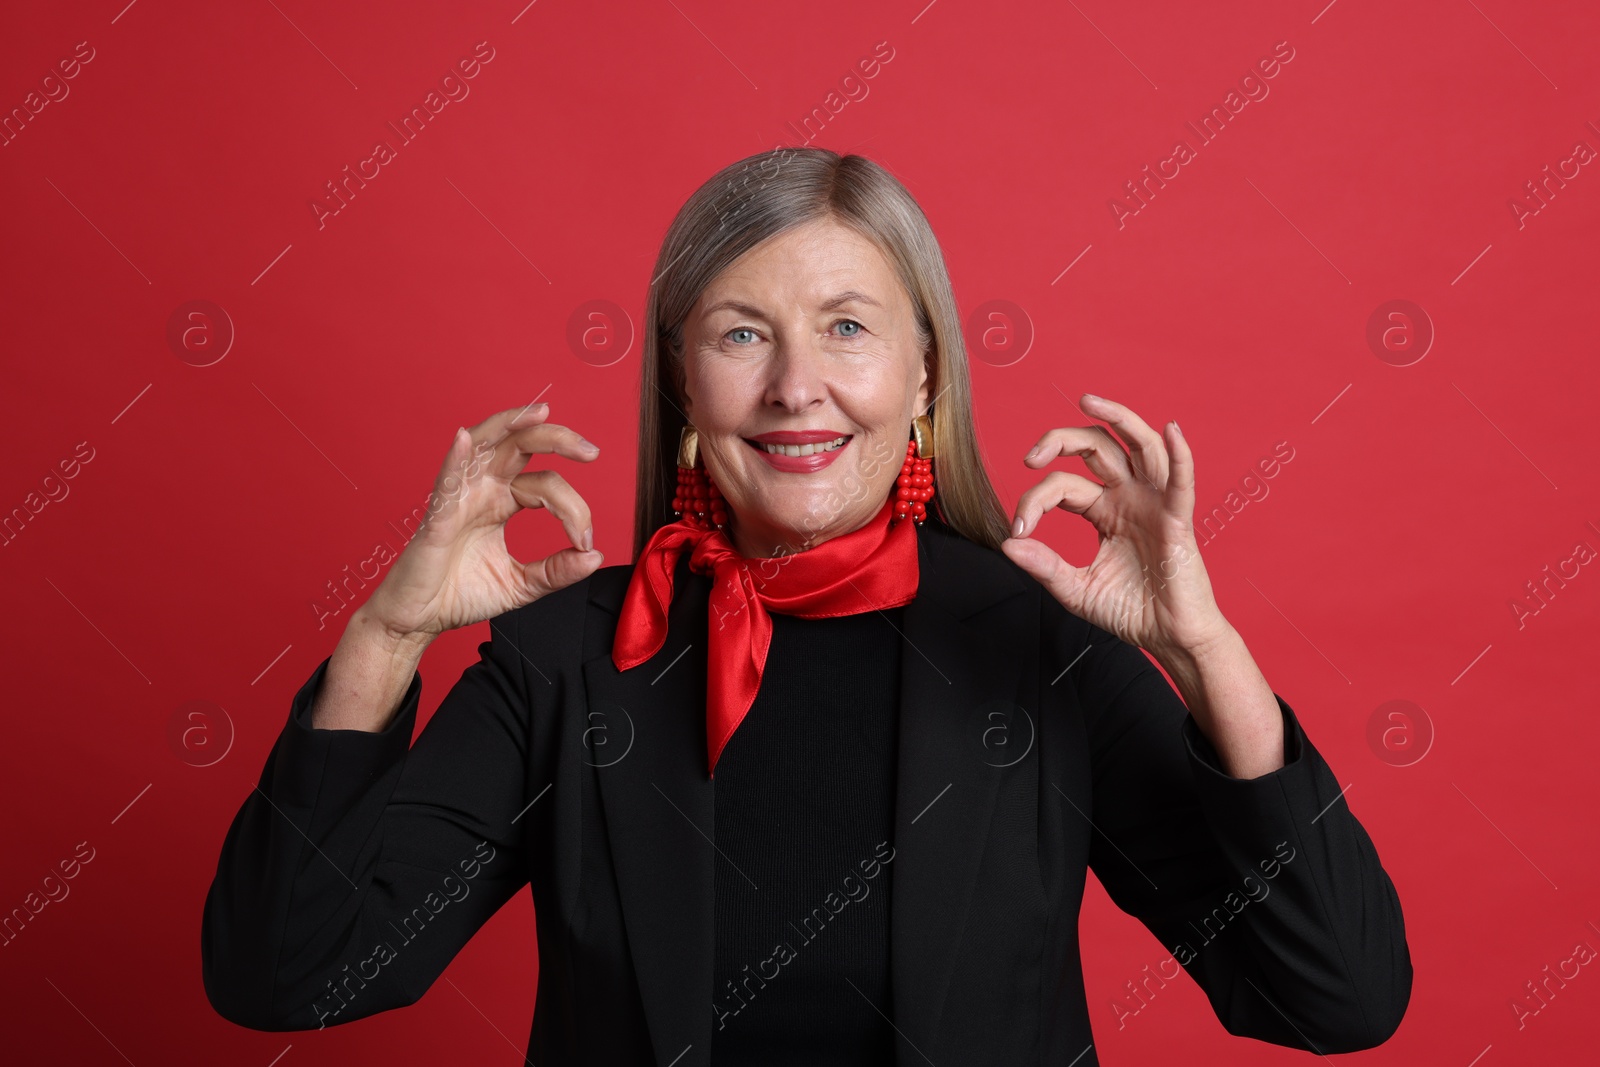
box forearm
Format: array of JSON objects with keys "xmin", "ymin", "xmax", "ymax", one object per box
[
  {"xmin": 1151, "ymin": 625, "xmax": 1284, "ymax": 779},
  {"xmin": 309, "ymin": 608, "xmax": 434, "ymax": 732}
]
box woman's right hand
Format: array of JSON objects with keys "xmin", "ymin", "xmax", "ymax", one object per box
[{"xmin": 359, "ymin": 402, "xmax": 605, "ymax": 644}]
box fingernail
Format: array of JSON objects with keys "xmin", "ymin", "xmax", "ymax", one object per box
[
  {"xmin": 1172, "ymin": 421, "xmax": 1182, "ymax": 437},
  {"xmin": 1012, "ymin": 515, "xmax": 1026, "ymax": 537},
  {"xmin": 1082, "ymin": 393, "xmax": 1100, "ymax": 405},
  {"xmin": 581, "ymin": 526, "xmax": 593, "ymax": 551},
  {"xmin": 577, "ymin": 437, "xmax": 600, "ymax": 454},
  {"xmin": 1025, "ymin": 445, "xmax": 1042, "ymax": 460}
]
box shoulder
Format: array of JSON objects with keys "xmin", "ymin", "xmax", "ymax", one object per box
[
  {"xmin": 921, "ymin": 526, "xmax": 1156, "ymax": 726},
  {"xmin": 917, "ymin": 519, "xmax": 1095, "ymax": 647},
  {"xmin": 916, "ymin": 518, "xmax": 1037, "ymax": 613},
  {"xmin": 917, "ymin": 517, "xmax": 1022, "ymax": 588},
  {"xmin": 491, "ymin": 561, "xmax": 638, "ymax": 668}
]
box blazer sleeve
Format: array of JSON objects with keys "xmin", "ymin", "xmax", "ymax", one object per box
[
  {"xmin": 1070, "ymin": 617, "xmax": 1413, "ymax": 1053},
  {"xmin": 200, "ymin": 609, "xmax": 535, "ymax": 1031}
]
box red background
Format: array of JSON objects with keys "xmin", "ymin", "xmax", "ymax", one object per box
[{"xmin": 2, "ymin": 0, "xmax": 1597, "ymax": 1063}]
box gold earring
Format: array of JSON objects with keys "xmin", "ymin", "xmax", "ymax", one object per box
[
  {"xmin": 677, "ymin": 424, "xmax": 700, "ymax": 468},
  {"xmin": 674, "ymin": 425, "xmax": 726, "ymax": 528},
  {"xmin": 894, "ymin": 413, "xmax": 936, "ymax": 525},
  {"xmin": 911, "ymin": 413, "xmax": 935, "ymax": 459}
]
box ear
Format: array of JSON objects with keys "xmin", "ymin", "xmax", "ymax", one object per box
[{"xmin": 914, "ymin": 349, "xmax": 933, "ymax": 417}]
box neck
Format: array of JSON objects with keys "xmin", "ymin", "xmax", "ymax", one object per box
[
  {"xmin": 723, "ymin": 508, "xmax": 883, "ymax": 559},
  {"xmin": 726, "ymin": 519, "xmax": 838, "ymax": 560}
]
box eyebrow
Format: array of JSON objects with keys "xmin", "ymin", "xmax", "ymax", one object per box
[{"xmin": 700, "ymin": 290, "xmax": 883, "ymax": 319}]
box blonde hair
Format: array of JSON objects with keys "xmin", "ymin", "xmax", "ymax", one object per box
[{"xmin": 632, "ymin": 147, "xmax": 1011, "ymax": 560}]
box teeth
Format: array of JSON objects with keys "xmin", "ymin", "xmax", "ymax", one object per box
[{"xmin": 759, "ymin": 436, "xmax": 847, "ymax": 457}]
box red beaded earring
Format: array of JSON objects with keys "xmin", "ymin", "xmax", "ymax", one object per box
[
  {"xmin": 673, "ymin": 425, "xmax": 727, "ymax": 530},
  {"xmin": 893, "ymin": 413, "xmax": 935, "ymax": 526}
]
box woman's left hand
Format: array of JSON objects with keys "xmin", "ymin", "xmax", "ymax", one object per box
[{"xmin": 1000, "ymin": 393, "xmax": 1233, "ymax": 661}]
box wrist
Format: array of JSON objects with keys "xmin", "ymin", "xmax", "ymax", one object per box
[
  {"xmin": 1149, "ymin": 619, "xmax": 1240, "ymax": 674},
  {"xmin": 311, "ymin": 608, "xmax": 429, "ymax": 734},
  {"xmin": 348, "ymin": 606, "xmax": 435, "ymax": 659}
]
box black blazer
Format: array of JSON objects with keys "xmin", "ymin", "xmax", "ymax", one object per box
[{"xmin": 201, "ymin": 517, "xmax": 1412, "ymax": 1064}]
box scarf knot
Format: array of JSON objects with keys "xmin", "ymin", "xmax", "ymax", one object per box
[{"xmin": 612, "ymin": 496, "xmax": 919, "ymax": 776}]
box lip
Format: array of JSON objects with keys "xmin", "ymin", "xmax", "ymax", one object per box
[
  {"xmin": 746, "ymin": 430, "xmax": 850, "ymax": 444},
  {"xmin": 743, "ymin": 430, "xmax": 852, "ymax": 473}
]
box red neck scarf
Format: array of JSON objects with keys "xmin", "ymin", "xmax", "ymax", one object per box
[{"xmin": 612, "ymin": 495, "xmax": 919, "ymax": 777}]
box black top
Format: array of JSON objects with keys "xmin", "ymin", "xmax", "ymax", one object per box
[{"xmin": 710, "ymin": 606, "xmax": 905, "ymax": 1063}]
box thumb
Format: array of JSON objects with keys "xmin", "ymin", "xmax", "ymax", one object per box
[
  {"xmin": 1000, "ymin": 537, "xmax": 1086, "ymax": 615},
  {"xmin": 523, "ymin": 546, "xmax": 605, "ymax": 602}
]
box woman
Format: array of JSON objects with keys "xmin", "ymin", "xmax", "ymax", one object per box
[{"xmin": 201, "ymin": 148, "xmax": 1412, "ymax": 1065}]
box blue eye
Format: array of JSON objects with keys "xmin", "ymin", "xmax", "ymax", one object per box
[
  {"xmin": 727, "ymin": 328, "xmax": 757, "ymax": 345},
  {"xmin": 837, "ymin": 319, "xmax": 864, "ymax": 337}
]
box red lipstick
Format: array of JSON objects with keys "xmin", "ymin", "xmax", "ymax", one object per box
[{"xmin": 743, "ymin": 430, "xmax": 852, "ymax": 473}]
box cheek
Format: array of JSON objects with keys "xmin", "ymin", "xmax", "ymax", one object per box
[
  {"xmin": 853, "ymin": 360, "xmax": 919, "ymax": 429},
  {"xmin": 845, "ymin": 438, "xmax": 899, "ymax": 496},
  {"xmin": 854, "ymin": 407, "xmax": 915, "ymax": 473},
  {"xmin": 690, "ymin": 363, "xmax": 762, "ymax": 433}
]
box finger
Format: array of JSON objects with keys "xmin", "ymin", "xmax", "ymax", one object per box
[
  {"xmin": 522, "ymin": 545, "xmax": 605, "ymax": 602},
  {"xmin": 431, "ymin": 404, "xmax": 555, "ymax": 507},
  {"xmin": 999, "ymin": 536, "xmax": 1091, "ymax": 619},
  {"xmin": 1024, "ymin": 425, "xmax": 1133, "ymax": 487},
  {"xmin": 425, "ymin": 426, "xmax": 479, "ymax": 528},
  {"xmin": 509, "ymin": 469, "xmax": 594, "ymax": 552},
  {"xmin": 1080, "ymin": 394, "xmax": 1168, "ymax": 489},
  {"xmin": 1164, "ymin": 419, "xmax": 1195, "ymax": 521},
  {"xmin": 504, "ymin": 421, "xmax": 602, "ymax": 465},
  {"xmin": 467, "ymin": 401, "xmax": 552, "ymax": 451},
  {"xmin": 471, "ymin": 420, "xmax": 599, "ymax": 483},
  {"xmin": 1011, "ymin": 470, "xmax": 1105, "ymax": 539}
]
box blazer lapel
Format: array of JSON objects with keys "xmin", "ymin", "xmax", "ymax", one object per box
[
  {"xmin": 580, "ymin": 522, "xmax": 1031, "ymax": 1065},
  {"xmin": 582, "ymin": 554, "xmax": 716, "ymax": 1067},
  {"xmin": 889, "ymin": 521, "xmax": 1030, "ymax": 1052}
]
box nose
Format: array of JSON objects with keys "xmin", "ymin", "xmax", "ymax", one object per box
[{"xmin": 763, "ymin": 331, "xmax": 828, "ymax": 414}]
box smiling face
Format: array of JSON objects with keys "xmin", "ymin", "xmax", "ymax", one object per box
[{"xmin": 679, "ymin": 216, "xmax": 932, "ymax": 559}]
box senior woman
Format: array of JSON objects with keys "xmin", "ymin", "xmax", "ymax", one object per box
[{"xmin": 202, "ymin": 148, "xmax": 1411, "ymax": 1065}]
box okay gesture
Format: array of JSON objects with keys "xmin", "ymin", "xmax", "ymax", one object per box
[{"xmin": 999, "ymin": 394, "xmax": 1234, "ymax": 661}]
